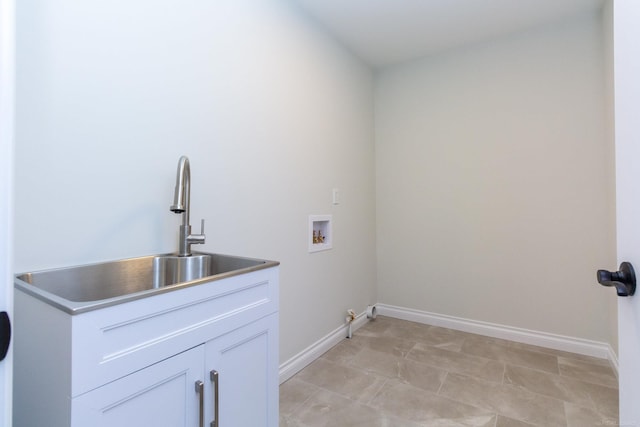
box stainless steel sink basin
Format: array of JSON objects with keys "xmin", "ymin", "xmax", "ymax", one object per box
[
  {"xmin": 152, "ymin": 254, "xmax": 268, "ymax": 288},
  {"xmin": 152, "ymin": 254, "xmax": 213, "ymax": 288},
  {"xmin": 15, "ymin": 252, "xmax": 278, "ymax": 314}
]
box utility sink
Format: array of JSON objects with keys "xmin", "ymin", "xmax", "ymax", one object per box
[{"xmin": 15, "ymin": 252, "xmax": 278, "ymax": 314}]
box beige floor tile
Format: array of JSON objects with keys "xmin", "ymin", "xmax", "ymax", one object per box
[
  {"xmin": 461, "ymin": 336, "xmax": 559, "ymax": 374},
  {"xmin": 347, "ymin": 346, "xmax": 404, "ymax": 378},
  {"xmin": 463, "ymin": 333, "xmax": 515, "ymax": 346},
  {"xmin": 280, "ymin": 378, "xmax": 321, "ymax": 416},
  {"xmin": 564, "ymin": 402, "xmax": 619, "ymax": 427},
  {"xmin": 375, "ymin": 318, "xmax": 435, "ymax": 343},
  {"xmin": 439, "ymin": 372, "xmax": 567, "ymax": 426},
  {"xmin": 407, "ymin": 342, "xmax": 505, "ymax": 383},
  {"xmin": 369, "ymin": 379, "xmax": 496, "ymax": 426},
  {"xmin": 371, "ymin": 315, "xmax": 413, "ymax": 326},
  {"xmin": 504, "ymin": 364, "xmax": 618, "ymax": 418},
  {"xmin": 507, "ymin": 342, "xmax": 613, "ymax": 367},
  {"xmin": 291, "ymin": 388, "xmax": 425, "ymax": 427},
  {"xmin": 419, "ymin": 325, "xmax": 468, "ymax": 352},
  {"xmin": 349, "ymin": 333, "xmax": 416, "ymax": 358},
  {"xmin": 355, "ymin": 319, "xmax": 393, "ymax": 338},
  {"xmin": 348, "ymin": 348, "xmax": 447, "ymax": 392},
  {"xmin": 558, "ymin": 357, "xmax": 618, "ymax": 388},
  {"xmin": 398, "ymin": 357, "xmax": 448, "ymax": 393},
  {"xmin": 476, "ymin": 335, "xmax": 612, "ymax": 370},
  {"xmin": 355, "ymin": 316, "xmax": 406, "ymax": 338},
  {"xmin": 281, "ymin": 317, "xmax": 620, "ymax": 426},
  {"xmin": 279, "ymin": 413, "xmax": 307, "ymax": 427},
  {"xmin": 495, "ymin": 415, "xmax": 537, "ymax": 427},
  {"xmin": 359, "ymin": 317, "xmax": 467, "ymax": 351},
  {"xmin": 320, "ymin": 338, "xmax": 362, "ymax": 364},
  {"xmin": 295, "ymin": 358, "xmax": 386, "ymax": 403}
]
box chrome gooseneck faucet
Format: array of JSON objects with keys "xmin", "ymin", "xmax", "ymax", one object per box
[{"xmin": 170, "ymin": 156, "xmax": 205, "ymax": 256}]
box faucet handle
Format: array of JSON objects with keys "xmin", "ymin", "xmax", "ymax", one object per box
[{"xmin": 186, "ymin": 219, "xmax": 206, "ymax": 247}]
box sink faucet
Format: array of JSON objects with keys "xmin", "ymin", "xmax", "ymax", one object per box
[{"xmin": 170, "ymin": 156, "xmax": 205, "ymax": 256}]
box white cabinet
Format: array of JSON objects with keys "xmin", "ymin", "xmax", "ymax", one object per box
[
  {"xmin": 73, "ymin": 346, "xmax": 204, "ymax": 427},
  {"xmin": 14, "ymin": 265, "xmax": 279, "ymax": 427},
  {"xmin": 71, "ymin": 313, "xmax": 279, "ymax": 427},
  {"xmin": 205, "ymin": 313, "xmax": 279, "ymax": 427}
]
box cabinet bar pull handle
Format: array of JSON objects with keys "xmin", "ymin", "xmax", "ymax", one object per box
[
  {"xmin": 210, "ymin": 370, "xmax": 219, "ymax": 427},
  {"xmin": 195, "ymin": 380, "xmax": 204, "ymax": 427}
]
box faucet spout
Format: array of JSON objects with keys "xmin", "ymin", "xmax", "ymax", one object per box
[
  {"xmin": 170, "ymin": 156, "xmax": 190, "ymax": 224},
  {"xmin": 170, "ymin": 156, "xmax": 205, "ymax": 256}
]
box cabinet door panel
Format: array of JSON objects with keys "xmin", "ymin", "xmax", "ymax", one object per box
[
  {"xmin": 206, "ymin": 313, "xmax": 278, "ymax": 427},
  {"xmin": 72, "ymin": 346, "xmax": 204, "ymax": 427}
]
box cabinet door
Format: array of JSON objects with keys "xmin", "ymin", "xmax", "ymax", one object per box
[
  {"xmin": 205, "ymin": 313, "xmax": 278, "ymax": 427},
  {"xmin": 72, "ymin": 346, "xmax": 205, "ymax": 427}
]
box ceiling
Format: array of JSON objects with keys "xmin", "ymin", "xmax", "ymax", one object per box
[{"xmin": 292, "ymin": 0, "xmax": 605, "ymax": 67}]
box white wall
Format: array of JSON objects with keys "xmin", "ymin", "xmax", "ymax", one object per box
[
  {"xmin": 14, "ymin": 0, "xmax": 377, "ymax": 363},
  {"xmin": 14, "ymin": 0, "xmax": 617, "ymax": 370},
  {"xmin": 375, "ymin": 12, "xmax": 617, "ymax": 343}
]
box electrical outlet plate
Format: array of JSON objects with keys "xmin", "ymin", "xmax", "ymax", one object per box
[{"xmin": 309, "ymin": 215, "xmax": 332, "ymax": 253}]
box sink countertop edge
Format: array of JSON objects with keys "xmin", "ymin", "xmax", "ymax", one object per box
[{"xmin": 14, "ymin": 252, "xmax": 280, "ymax": 315}]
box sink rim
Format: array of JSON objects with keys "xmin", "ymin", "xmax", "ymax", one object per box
[{"xmin": 14, "ymin": 251, "xmax": 279, "ymax": 315}]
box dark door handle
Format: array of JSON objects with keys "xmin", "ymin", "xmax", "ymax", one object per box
[
  {"xmin": 597, "ymin": 262, "xmax": 636, "ymax": 297},
  {"xmin": 0, "ymin": 312, "xmax": 10, "ymax": 361}
]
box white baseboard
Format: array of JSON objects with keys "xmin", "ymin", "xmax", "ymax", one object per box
[
  {"xmin": 278, "ymin": 303, "xmax": 619, "ymax": 383},
  {"xmin": 377, "ymin": 303, "xmax": 618, "ymax": 374},
  {"xmin": 279, "ymin": 311, "xmax": 369, "ymax": 384}
]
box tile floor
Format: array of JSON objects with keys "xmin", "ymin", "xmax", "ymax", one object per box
[{"xmin": 279, "ymin": 316, "xmax": 618, "ymax": 427}]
